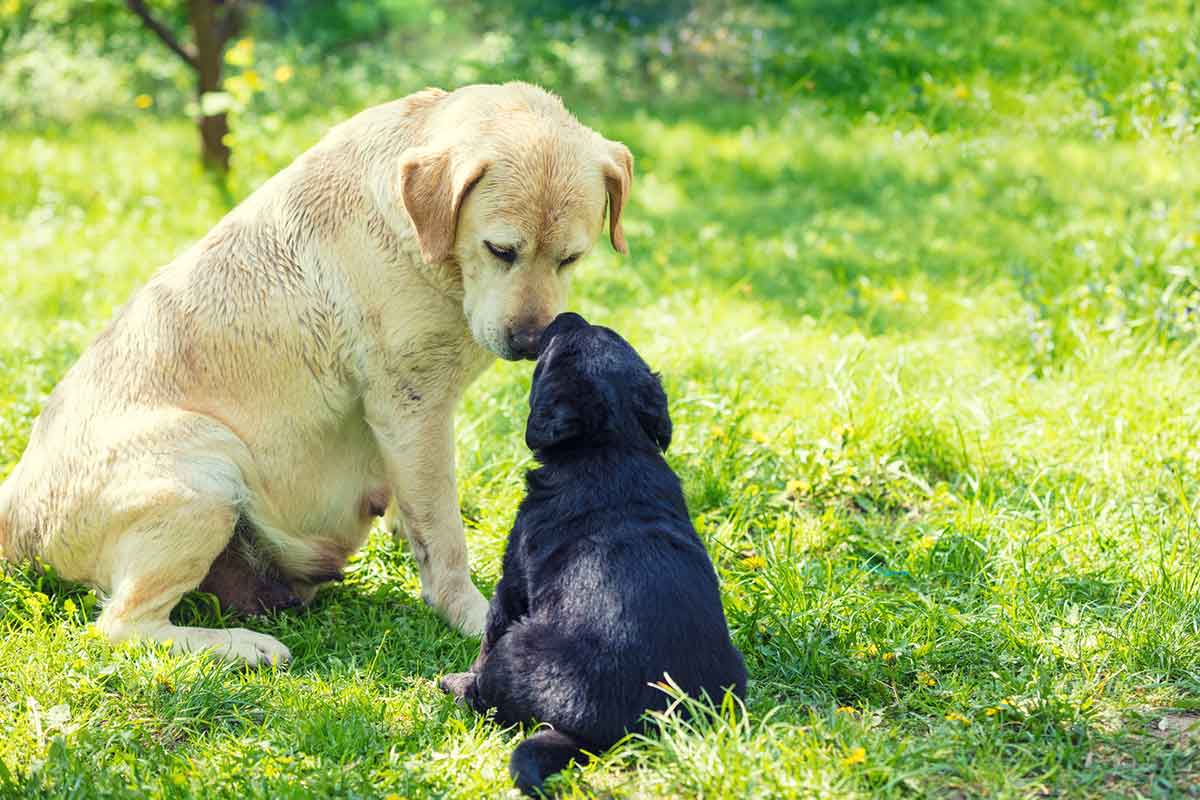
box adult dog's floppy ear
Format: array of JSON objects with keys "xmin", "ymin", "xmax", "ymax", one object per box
[
  {"xmin": 634, "ymin": 372, "xmax": 672, "ymax": 452},
  {"xmin": 398, "ymin": 146, "xmax": 489, "ymax": 265},
  {"xmin": 602, "ymin": 141, "xmax": 633, "ymax": 255}
]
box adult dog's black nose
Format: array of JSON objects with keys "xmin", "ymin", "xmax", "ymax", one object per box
[{"xmin": 509, "ymin": 327, "xmax": 542, "ymax": 360}]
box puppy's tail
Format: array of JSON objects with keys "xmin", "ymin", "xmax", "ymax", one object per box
[{"xmin": 509, "ymin": 729, "xmax": 589, "ymax": 797}]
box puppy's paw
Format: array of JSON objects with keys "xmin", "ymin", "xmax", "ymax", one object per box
[{"xmin": 439, "ymin": 671, "xmax": 476, "ymax": 701}]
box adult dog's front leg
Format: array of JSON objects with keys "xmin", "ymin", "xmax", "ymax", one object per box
[{"xmin": 369, "ymin": 406, "xmax": 488, "ymax": 635}]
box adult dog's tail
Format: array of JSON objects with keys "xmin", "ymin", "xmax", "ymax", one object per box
[{"xmin": 509, "ymin": 729, "xmax": 590, "ymax": 797}]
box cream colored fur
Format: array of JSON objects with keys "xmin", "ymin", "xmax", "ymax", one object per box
[{"xmin": 0, "ymin": 82, "xmax": 633, "ymax": 665}]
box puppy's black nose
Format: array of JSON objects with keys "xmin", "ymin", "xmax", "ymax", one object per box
[{"xmin": 509, "ymin": 327, "xmax": 542, "ymax": 360}]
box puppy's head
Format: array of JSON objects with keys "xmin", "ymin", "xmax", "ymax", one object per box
[
  {"xmin": 398, "ymin": 84, "xmax": 633, "ymax": 361},
  {"xmin": 525, "ymin": 312, "xmax": 671, "ymax": 455}
]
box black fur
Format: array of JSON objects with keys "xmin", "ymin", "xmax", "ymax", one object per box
[
  {"xmin": 439, "ymin": 312, "xmax": 747, "ymax": 797},
  {"xmin": 509, "ymin": 730, "xmax": 591, "ymax": 797}
]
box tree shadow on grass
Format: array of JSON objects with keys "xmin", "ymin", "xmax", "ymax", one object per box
[
  {"xmin": 585, "ymin": 99, "xmax": 1180, "ymax": 339},
  {"xmin": 584, "ymin": 133, "xmax": 1022, "ymax": 331},
  {"xmin": 756, "ymin": 0, "xmax": 1134, "ymax": 110}
]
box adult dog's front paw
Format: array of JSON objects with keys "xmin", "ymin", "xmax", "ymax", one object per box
[
  {"xmin": 429, "ymin": 579, "xmax": 488, "ymax": 636},
  {"xmin": 453, "ymin": 585, "xmax": 489, "ymax": 636}
]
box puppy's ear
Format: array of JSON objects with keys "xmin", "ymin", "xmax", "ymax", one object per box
[
  {"xmin": 601, "ymin": 141, "xmax": 634, "ymax": 255},
  {"xmin": 526, "ymin": 378, "xmax": 605, "ymax": 451},
  {"xmin": 635, "ymin": 372, "xmax": 672, "ymax": 452},
  {"xmin": 525, "ymin": 397, "xmax": 584, "ymax": 451},
  {"xmin": 398, "ymin": 147, "xmax": 489, "ymax": 265}
]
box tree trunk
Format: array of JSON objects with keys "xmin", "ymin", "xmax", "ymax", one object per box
[{"xmin": 189, "ymin": 0, "xmax": 231, "ymax": 172}]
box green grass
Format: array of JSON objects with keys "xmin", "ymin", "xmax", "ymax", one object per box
[{"xmin": 4, "ymin": 0, "xmax": 1200, "ymax": 797}]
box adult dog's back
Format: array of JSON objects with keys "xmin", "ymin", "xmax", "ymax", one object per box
[{"xmin": 0, "ymin": 84, "xmax": 635, "ymax": 664}]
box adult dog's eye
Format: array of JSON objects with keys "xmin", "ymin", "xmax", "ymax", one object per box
[
  {"xmin": 484, "ymin": 241, "xmax": 517, "ymax": 264},
  {"xmin": 558, "ymin": 253, "xmax": 581, "ymax": 269}
]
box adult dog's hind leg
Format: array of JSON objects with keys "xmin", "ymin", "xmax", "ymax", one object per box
[
  {"xmin": 198, "ymin": 518, "xmax": 306, "ymax": 616},
  {"xmin": 95, "ymin": 477, "xmax": 291, "ymax": 667}
]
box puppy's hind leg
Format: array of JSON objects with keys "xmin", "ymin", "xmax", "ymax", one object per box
[{"xmin": 95, "ymin": 470, "xmax": 290, "ymax": 667}]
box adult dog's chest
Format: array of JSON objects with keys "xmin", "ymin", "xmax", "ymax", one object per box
[{"xmin": 361, "ymin": 302, "xmax": 495, "ymax": 413}]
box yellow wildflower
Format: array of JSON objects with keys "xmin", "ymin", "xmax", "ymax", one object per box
[
  {"xmin": 785, "ymin": 478, "xmax": 808, "ymax": 497},
  {"xmin": 741, "ymin": 555, "xmax": 767, "ymax": 570},
  {"xmin": 242, "ymin": 70, "xmax": 262, "ymax": 91},
  {"xmin": 710, "ymin": 425, "xmax": 726, "ymax": 439},
  {"xmin": 225, "ymin": 37, "xmax": 254, "ymax": 67},
  {"xmin": 882, "ymin": 652, "xmax": 896, "ymax": 663},
  {"xmin": 953, "ymin": 84, "xmax": 969, "ymax": 100},
  {"xmin": 841, "ymin": 746, "xmax": 867, "ymax": 766},
  {"xmin": 62, "ymin": 598, "xmax": 77, "ymax": 615},
  {"xmin": 273, "ymin": 64, "xmax": 294, "ymax": 83},
  {"xmin": 751, "ymin": 430, "xmax": 769, "ymax": 444},
  {"xmin": 917, "ymin": 671, "xmax": 935, "ymax": 687},
  {"xmin": 836, "ymin": 706, "xmax": 856, "ymax": 715},
  {"xmin": 945, "ymin": 711, "xmax": 970, "ymax": 724},
  {"xmin": 984, "ymin": 706, "xmax": 1000, "ymax": 717},
  {"xmin": 891, "ymin": 287, "xmax": 907, "ymax": 302},
  {"xmin": 134, "ymin": 94, "xmax": 153, "ymax": 109}
]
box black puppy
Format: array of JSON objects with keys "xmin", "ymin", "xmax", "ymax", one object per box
[{"xmin": 439, "ymin": 312, "xmax": 746, "ymax": 797}]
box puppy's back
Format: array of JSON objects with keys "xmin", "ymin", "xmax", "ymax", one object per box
[{"xmin": 513, "ymin": 451, "xmax": 746, "ymax": 741}]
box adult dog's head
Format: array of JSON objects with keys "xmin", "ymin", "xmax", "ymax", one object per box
[
  {"xmin": 524, "ymin": 312, "xmax": 671, "ymax": 456},
  {"xmin": 398, "ymin": 83, "xmax": 633, "ymax": 361}
]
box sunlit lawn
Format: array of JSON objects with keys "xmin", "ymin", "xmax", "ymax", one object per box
[{"xmin": 4, "ymin": 1, "xmax": 1200, "ymax": 796}]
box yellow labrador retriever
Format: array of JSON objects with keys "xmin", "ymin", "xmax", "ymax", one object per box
[{"xmin": 0, "ymin": 82, "xmax": 632, "ymax": 665}]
